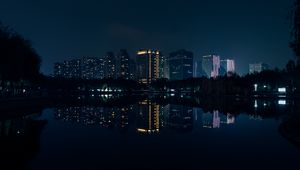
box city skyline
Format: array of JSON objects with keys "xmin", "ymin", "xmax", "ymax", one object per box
[{"xmin": 0, "ymin": 0, "xmax": 295, "ymax": 75}]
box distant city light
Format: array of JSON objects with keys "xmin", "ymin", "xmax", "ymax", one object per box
[
  {"xmin": 278, "ymin": 87, "xmax": 286, "ymax": 93},
  {"xmin": 278, "ymin": 100, "xmax": 286, "ymax": 105}
]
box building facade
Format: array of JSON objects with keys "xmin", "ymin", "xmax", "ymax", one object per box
[
  {"xmin": 136, "ymin": 49, "xmax": 164, "ymax": 84},
  {"xmin": 169, "ymin": 49, "xmax": 193, "ymax": 80},
  {"xmin": 202, "ymin": 55, "xmax": 220, "ymax": 78},
  {"xmin": 116, "ymin": 49, "xmax": 130, "ymax": 80},
  {"xmin": 220, "ymin": 59, "xmax": 235, "ymax": 76},
  {"xmin": 104, "ymin": 52, "xmax": 117, "ymax": 79},
  {"xmin": 249, "ymin": 63, "xmax": 269, "ymax": 74}
]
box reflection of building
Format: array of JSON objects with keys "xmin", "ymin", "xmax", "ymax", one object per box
[
  {"xmin": 55, "ymin": 106, "xmax": 132, "ymax": 131},
  {"xmin": 212, "ymin": 111, "xmax": 221, "ymax": 128},
  {"xmin": 136, "ymin": 100, "xmax": 161, "ymax": 133},
  {"xmin": 169, "ymin": 49, "xmax": 193, "ymax": 80},
  {"xmin": 202, "ymin": 111, "xmax": 220, "ymax": 128},
  {"xmin": 136, "ymin": 49, "xmax": 164, "ymax": 84},
  {"xmin": 220, "ymin": 59, "xmax": 235, "ymax": 76},
  {"xmin": 226, "ymin": 113, "xmax": 235, "ymax": 124},
  {"xmin": 249, "ymin": 63, "xmax": 269, "ymax": 74},
  {"xmin": 202, "ymin": 55, "xmax": 220, "ymax": 78},
  {"xmin": 202, "ymin": 111, "xmax": 235, "ymax": 128},
  {"xmin": 165, "ymin": 105, "xmax": 193, "ymax": 131}
]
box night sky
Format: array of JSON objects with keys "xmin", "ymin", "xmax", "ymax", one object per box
[{"xmin": 0, "ymin": 0, "xmax": 295, "ymax": 75}]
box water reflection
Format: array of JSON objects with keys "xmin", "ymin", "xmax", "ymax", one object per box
[
  {"xmin": 52, "ymin": 98, "xmax": 295, "ymax": 135},
  {"xmin": 0, "ymin": 97, "xmax": 299, "ymax": 169},
  {"xmin": 0, "ymin": 114, "xmax": 47, "ymax": 170}
]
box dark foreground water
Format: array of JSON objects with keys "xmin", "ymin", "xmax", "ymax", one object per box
[{"xmin": 1, "ymin": 97, "xmax": 300, "ymax": 170}]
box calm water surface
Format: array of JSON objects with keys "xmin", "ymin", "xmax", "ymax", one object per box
[{"xmin": 1, "ymin": 98, "xmax": 300, "ymax": 170}]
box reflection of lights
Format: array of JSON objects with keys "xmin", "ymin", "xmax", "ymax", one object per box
[
  {"xmin": 170, "ymin": 93, "xmax": 175, "ymax": 96},
  {"xmin": 264, "ymin": 103, "xmax": 267, "ymax": 107},
  {"xmin": 137, "ymin": 128, "xmax": 159, "ymax": 133},
  {"xmin": 278, "ymin": 87, "xmax": 286, "ymax": 93},
  {"xmin": 254, "ymin": 84, "xmax": 258, "ymax": 92},
  {"xmin": 263, "ymin": 85, "xmax": 267, "ymax": 88},
  {"xmin": 170, "ymin": 89, "xmax": 175, "ymax": 92},
  {"xmin": 278, "ymin": 100, "xmax": 286, "ymax": 105},
  {"xmin": 254, "ymin": 100, "xmax": 258, "ymax": 108},
  {"xmin": 137, "ymin": 51, "xmax": 147, "ymax": 55}
]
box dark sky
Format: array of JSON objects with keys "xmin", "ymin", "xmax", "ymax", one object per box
[{"xmin": 0, "ymin": 0, "xmax": 295, "ymax": 75}]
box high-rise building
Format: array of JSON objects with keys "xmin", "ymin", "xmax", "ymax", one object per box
[
  {"xmin": 249, "ymin": 63, "xmax": 269, "ymax": 74},
  {"xmin": 129, "ymin": 59, "xmax": 136, "ymax": 80},
  {"xmin": 81, "ymin": 57, "xmax": 104, "ymax": 80},
  {"xmin": 53, "ymin": 59, "xmax": 81, "ymax": 79},
  {"xmin": 202, "ymin": 55, "xmax": 220, "ymax": 78},
  {"xmin": 163, "ymin": 58, "xmax": 170, "ymax": 79},
  {"xmin": 54, "ymin": 62, "xmax": 64, "ymax": 78},
  {"xmin": 53, "ymin": 57, "xmax": 104, "ymax": 79},
  {"xmin": 136, "ymin": 49, "xmax": 164, "ymax": 84},
  {"xmin": 117, "ymin": 49, "xmax": 130, "ymax": 79},
  {"xmin": 220, "ymin": 59, "xmax": 235, "ymax": 76},
  {"xmin": 104, "ymin": 52, "xmax": 117, "ymax": 79},
  {"xmin": 193, "ymin": 56, "xmax": 203, "ymax": 78},
  {"xmin": 169, "ymin": 49, "xmax": 193, "ymax": 80}
]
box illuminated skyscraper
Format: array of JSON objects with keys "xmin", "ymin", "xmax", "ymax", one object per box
[
  {"xmin": 169, "ymin": 49, "xmax": 193, "ymax": 80},
  {"xmin": 202, "ymin": 55, "xmax": 220, "ymax": 78},
  {"xmin": 116, "ymin": 49, "xmax": 130, "ymax": 79},
  {"xmin": 220, "ymin": 59, "xmax": 235, "ymax": 76},
  {"xmin": 104, "ymin": 52, "xmax": 116, "ymax": 79},
  {"xmin": 136, "ymin": 49, "xmax": 164, "ymax": 84},
  {"xmin": 193, "ymin": 56, "xmax": 203, "ymax": 78},
  {"xmin": 81, "ymin": 57, "xmax": 104, "ymax": 79}
]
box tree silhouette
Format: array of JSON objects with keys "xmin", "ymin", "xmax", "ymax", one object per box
[{"xmin": 0, "ymin": 22, "xmax": 41, "ymax": 81}]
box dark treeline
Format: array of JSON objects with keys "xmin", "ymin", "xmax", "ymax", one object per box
[
  {"xmin": 152, "ymin": 63, "xmax": 300, "ymax": 97},
  {"xmin": 0, "ymin": 22, "xmax": 41, "ymax": 81}
]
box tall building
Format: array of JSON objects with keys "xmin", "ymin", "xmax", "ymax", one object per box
[
  {"xmin": 53, "ymin": 59, "xmax": 81, "ymax": 79},
  {"xmin": 81, "ymin": 57, "xmax": 104, "ymax": 80},
  {"xmin": 53, "ymin": 57, "xmax": 104, "ymax": 79},
  {"xmin": 54, "ymin": 62, "xmax": 64, "ymax": 77},
  {"xmin": 193, "ymin": 56, "xmax": 203, "ymax": 78},
  {"xmin": 117, "ymin": 49, "xmax": 130, "ymax": 79},
  {"xmin": 220, "ymin": 59, "xmax": 235, "ymax": 76},
  {"xmin": 249, "ymin": 63, "xmax": 269, "ymax": 74},
  {"xmin": 169, "ymin": 49, "xmax": 193, "ymax": 80},
  {"xmin": 129, "ymin": 59, "xmax": 136, "ymax": 80},
  {"xmin": 202, "ymin": 55, "xmax": 220, "ymax": 78},
  {"xmin": 104, "ymin": 52, "xmax": 117, "ymax": 79},
  {"xmin": 136, "ymin": 49, "xmax": 164, "ymax": 84},
  {"xmin": 163, "ymin": 58, "xmax": 170, "ymax": 79}
]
